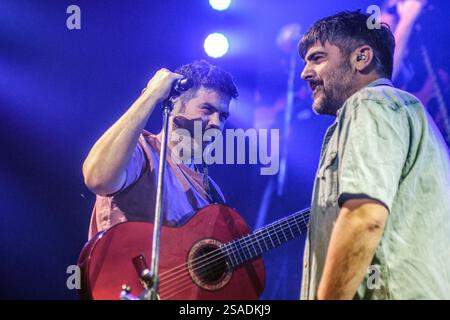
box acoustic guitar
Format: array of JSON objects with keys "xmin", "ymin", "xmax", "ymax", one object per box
[{"xmin": 77, "ymin": 204, "xmax": 310, "ymax": 300}]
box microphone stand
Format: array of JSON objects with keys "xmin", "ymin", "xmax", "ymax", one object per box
[
  {"xmin": 255, "ymin": 23, "xmax": 300, "ymax": 228},
  {"xmin": 120, "ymin": 93, "xmax": 177, "ymax": 300},
  {"xmin": 277, "ymin": 49, "xmax": 297, "ymax": 196}
]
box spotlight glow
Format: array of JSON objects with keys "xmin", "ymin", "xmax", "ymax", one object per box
[
  {"xmin": 209, "ymin": 0, "xmax": 231, "ymax": 11},
  {"xmin": 204, "ymin": 33, "xmax": 229, "ymax": 58}
]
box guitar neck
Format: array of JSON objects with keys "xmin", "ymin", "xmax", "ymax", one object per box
[{"xmin": 221, "ymin": 208, "xmax": 310, "ymax": 269}]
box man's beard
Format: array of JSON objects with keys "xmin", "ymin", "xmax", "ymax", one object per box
[
  {"xmin": 312, "ymin": 60, "xmax": 354, "ymax": 116},
  {"xmin": 171, "ymin": 115, "xmax": 212, "ymax": 163}
]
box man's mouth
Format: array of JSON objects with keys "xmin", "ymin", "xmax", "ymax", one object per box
[{"xmin": 310, "ymin": 81, "xmax": 323, "ymax": 96}]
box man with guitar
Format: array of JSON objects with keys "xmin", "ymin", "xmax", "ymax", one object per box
[
  {"xmin": 82, "ymin": 60, "xmax": 238, "ymax": 240},
  {"xmin": 299, "ymin": 10, "xmax": 450, "ymax": 299}
]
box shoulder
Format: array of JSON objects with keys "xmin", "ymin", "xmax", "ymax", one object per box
[
  {"xmin": 338, "ymin": 82, "xmax": 425, "ymax": 131},
  {"xmin": 335, "ymin": 82, "xmax": 418, "ymax": 149},
  {"xmin": 343, "ymin": 82, "xmax": 421, "ymax": 116},
  {"xmin": 134, "ymin": 130, "xmax": 161, "ymax": 171}
]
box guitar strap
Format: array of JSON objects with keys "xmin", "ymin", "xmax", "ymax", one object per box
[{"xmin": 200, "ymin": 161, "xmax": 225, "ymax": 205}]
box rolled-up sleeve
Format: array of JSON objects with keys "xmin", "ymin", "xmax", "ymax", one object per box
[
  {"xmin": 337, "ymin": 96, "xmax": 409, "ymax": 212},
  {"xmin": 117, "ymin": 142, "xmax": 147, "ymax": 192}
]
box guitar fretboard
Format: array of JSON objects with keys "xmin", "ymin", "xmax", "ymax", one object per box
[{"xmin": 220, "ymin": 208, "xmax": 310, "ymax": 269}]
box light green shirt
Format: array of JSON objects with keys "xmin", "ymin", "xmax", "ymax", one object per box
[{"xmin": 301, "ymin": 78, "xmax": 450, "ymax": 300}]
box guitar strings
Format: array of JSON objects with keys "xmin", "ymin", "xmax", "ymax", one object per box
[
  {"xmin": 158, "ymin": 210, "xmax": 310, "ymax": 295},
  {"xmin": 158, "ymin": 209, "xmax": 309, "ymax": 283},
  {"xmin": 159, "ymin": 208, "xmax": 309, "ymax": 279},
  {"xmin": 161, "ymin": 212, "xmax": 310, "ymax": 299},
  {"xmin": 161, "ymin": 219, "xmax": 312, "ymax": 299},
  {"xmin": 158, "ymin": 210, "xmax": 310, "ymax": 298}
]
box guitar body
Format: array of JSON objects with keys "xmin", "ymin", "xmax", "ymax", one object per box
[{"xmin": 77, "ymin": 204, "xmax": 265, "ymax": 300}]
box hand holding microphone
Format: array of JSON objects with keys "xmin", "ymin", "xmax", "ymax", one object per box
[
  {"xmin": 142, "ymin": 68, "xmax": 193, "ymax": 104},
  {"xmin": 173, "ymin": 78, "xmax": 194, "ymax": 94}
]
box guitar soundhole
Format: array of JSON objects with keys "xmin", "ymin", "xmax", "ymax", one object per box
[
  {"xmin": 193, "ymin": 245, "xmax": 227, "ymax": 282},
  {"xmin": 187, "ymin": 239, "xmax": 232, "ymax": 291}
]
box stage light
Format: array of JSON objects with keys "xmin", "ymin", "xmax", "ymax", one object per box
[
  {"xmin": 209, "ymin": 0, "xmax": 231, "ymax": 11},
  {"xmin": 204, "ymin": 33, "xmax": 229, "ymax": 58}
]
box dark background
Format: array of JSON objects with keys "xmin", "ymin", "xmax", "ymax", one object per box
[{"xmin": 1, "ymin": 0, "xmax": 449, "ymax": 299}]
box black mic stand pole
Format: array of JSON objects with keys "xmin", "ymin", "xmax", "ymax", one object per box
[
  {"xmin": 147, "ymin": 96, "xmax": 174, "ymax": 300},
  {"xmin": 277, "ymin": 48, "xmax": 297, "ymax": 196},
  {"xmin": 120, "ymin": 92, "xmax": 177, "ymax": 300}
]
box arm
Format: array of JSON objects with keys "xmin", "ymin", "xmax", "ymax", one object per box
[
  {"xmin": 82, "ymin": 68, "xmax": 183, "ymax": 196},
  {"xmin": 317, "ymin": 199, "xmax": 388, "ymax": 300}
]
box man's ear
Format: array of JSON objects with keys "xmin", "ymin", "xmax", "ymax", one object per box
[{"xmin": 351, "ymin": 45, "xmax": 375, "ymax": 73}]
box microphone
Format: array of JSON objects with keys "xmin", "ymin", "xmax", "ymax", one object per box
[
  {"xmin": 173, "ymin": 78, "xmax": 194, "ymax": 94},
  {"xmin": 140, "ymin": 78, "xmax": 194, "ymax": 97},
  {"xmin": 162, "ymin": 78, "xmax": 194, "ymax": 108}
]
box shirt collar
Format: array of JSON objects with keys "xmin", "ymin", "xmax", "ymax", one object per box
[
  {"xmin": 336, "ymin": 77, "xmax": 393, "ymax": 118},
  {"xmin": 366, "ymin": 77, "xmax": 393, "ymax": 88}
]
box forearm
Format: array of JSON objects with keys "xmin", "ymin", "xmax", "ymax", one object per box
[
  {"xmin": 83, "ymin": 92, "xmax": 158, "ymax": 195},
  {"xmin": 317, "ymin": 200, "xmax": 387, "ymax": 300}
]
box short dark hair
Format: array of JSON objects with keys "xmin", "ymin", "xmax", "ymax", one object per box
[
  {"xmin": 298, "ymin": 10, "xmax": 396, "ymax": 79},
  {"xmin": 175, "ymin": 60, "xmax": 239, "ymax": 101}
]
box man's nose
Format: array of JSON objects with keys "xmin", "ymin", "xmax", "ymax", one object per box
[
  {"xmin": 301, "ymin": 63, "xmax": 314, "ymax": 81},
  {"xmin": 207, "ymin": 113, "xmax": 222, "ymax": 130}
]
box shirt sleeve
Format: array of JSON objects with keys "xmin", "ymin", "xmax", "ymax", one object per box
[
  {"xmin": 116, "ymin": 142, "xmax": 147, "ymax": 193},
  {"xmin": 337, "ymin": 96, "xmax": 409, "ymax": 212}
]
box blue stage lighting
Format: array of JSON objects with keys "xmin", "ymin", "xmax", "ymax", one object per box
[
  {"xmin": 204, "ymin": 33, "xmax": 229, "ymax": 58},
  {"xmin": 209, "ymin": 0, "xmax": 231, "ymax": 11}
]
